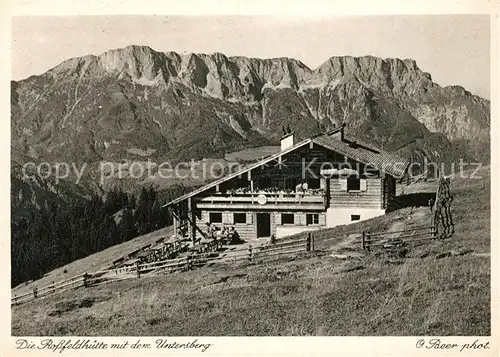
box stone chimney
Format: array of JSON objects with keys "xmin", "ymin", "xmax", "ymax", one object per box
[
  {"xmin": 326, "ymin": 123, "xmax": 345, "ymax": 141},
  {"xmin": 281, "ymin": 132, "xmax": 295, "ymax": 151}
]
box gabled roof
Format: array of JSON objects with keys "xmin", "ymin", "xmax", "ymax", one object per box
[
  {"xmin": 312, "ymin": 135, "xmax": 410, "ymax": 178},
  {"xmin": 162, "ymin": 138, "xmax": 313, "ymax": 207},
  {"xmin": 163, "ymin": 132, "xmax": 410, "ymax": 208}
]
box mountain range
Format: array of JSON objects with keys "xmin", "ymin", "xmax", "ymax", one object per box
[
  {"xmin": 11, "ymin": 45, "xmax": 490, "ymax": 189},
  {"xmin": 10, "ymin": 45, "xmax": 491, "ymax": 285}
]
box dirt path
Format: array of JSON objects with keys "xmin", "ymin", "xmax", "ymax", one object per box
[
  {"xmin": 471, "ymin": 252, "xmax": 490, "ymax": 258},
  {"xmin": 327, "ymin": 233, "xmax": 363, "ymax": 258},
  {"xmin": 384, "ymin": 207, "xmax": 430, "ymax": 238}
]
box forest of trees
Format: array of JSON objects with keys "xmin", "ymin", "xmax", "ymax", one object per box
[{"xmin": 11, "ymin": 184, "xmax": 196, "ymax": 288}]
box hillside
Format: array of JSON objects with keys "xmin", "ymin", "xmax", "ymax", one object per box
[
  {"xmin": 11, "ymin": 166, "xmax": 490, "ymax": 336},
  {"xmin": 10, "ymin": 47, "xmax": 490, "ymax": 268},
  {"xmin": 12, "ymin": 226, "xmax": 172, "ymax": 294},
  {"xmin": 11, "ymin": 45, "xmax": 489, "ymax": 172}
]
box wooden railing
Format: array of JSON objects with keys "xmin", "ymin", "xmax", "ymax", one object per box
[
  {"xmin": 191, "ymin": 236, "xmax": 311, "ymax": 267},
  {"xmin": 362, "ymin": 173, "xmax": 455, "ymax": 254},
  {"xmin": 11, "ymin": 235, "xmax": 314, "ymax": 307},
  {"xmin": 196, "ymin": 192, "xmax": 326, "ymax": 210},
  {"xmin": 15, "ymin": 218, "xmax": 448, "ymax": 307},
  {"xmin": 361, "ymin": 225, "xmax": 436, "ymax": 252},
  {"xmin": 11, "ymin": 273, "xmax": 88, "ymax": 305}
]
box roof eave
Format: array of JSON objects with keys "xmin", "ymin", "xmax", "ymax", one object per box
[
  {"xmin": 162, "ymin": 138, "xmax": 313, "ymax": 208},
  {"xmin": 312, "ymin": 137, "xmax": 411, "ymax": 178}
]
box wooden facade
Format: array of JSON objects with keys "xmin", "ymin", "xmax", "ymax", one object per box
[{"xmin": 165, "ymin": 126, "xmax": 409, "ymax": 242}]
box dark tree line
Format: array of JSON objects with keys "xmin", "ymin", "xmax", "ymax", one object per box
[{"xmin": 11, "ymin": 184, "xmax": 197, "ymax": 288}]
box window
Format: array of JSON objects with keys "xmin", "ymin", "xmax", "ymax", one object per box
[
  {"xmin": 234, "ymin": 213, "xmax": 247, "ymax": 224},
  {"xmin": 281, "ymin": 213, "xmax": 295, "ymax": 225},
  {"xmin": 209, "ymin": 212, "xmax": 222, "ymax": 223},
  {"xmin": 283, "ymin": 177, "xmax": 298, "ymax": 190},
  {"xmin": 307, "ymin": 177, "xmax": 321, "ymax": 189},
  {"xmin": 306, "ymin": 213, "xmax": 319, "ymax": 225},
  {"xmin": 351, "ymin": 214, "xmax": 361, "ymax": 221},
  {"xmin": 257, "ymin": 176, "xmax": 271, "ymax": 189},
  {"xmin": 347, "ymin": 176, "xmax": 361, "ymax": 191}
]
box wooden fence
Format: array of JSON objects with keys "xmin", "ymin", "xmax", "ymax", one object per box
[
  {"xmin": 12, "ymin": 176, "xmax": 456, "ymax": 305},
  {"xmin": 362, "ymin": 173, "xmax": 455, "ymax": 254},
  {"xmin": 361, "ymin": 225, "xmax": 436, "ymax": 252},
  {"xmin": 11, "ymin": 273, "xmax": 88, "ymax": 306},
  {"xmin": 11, "ymin": 235, "xmax": 314, "ymax": 306}
]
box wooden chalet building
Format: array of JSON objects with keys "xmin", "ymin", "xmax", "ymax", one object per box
[{"xmin": 164, "ymin": 125, "xmax": 409, "ymax": 241}]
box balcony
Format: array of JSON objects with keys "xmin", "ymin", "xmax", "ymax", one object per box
[{"xmin": 195, "ymin": 190, "xmax": 327, "ymax": 211}]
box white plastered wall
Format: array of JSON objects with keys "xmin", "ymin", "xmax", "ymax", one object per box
[
  {"xmin": 275, "ymin": 226, "xmax": 319, "ymax": 239},
  {"xmin": 326, "ymin": 207, "xmax": 385, "ymax": 228}
]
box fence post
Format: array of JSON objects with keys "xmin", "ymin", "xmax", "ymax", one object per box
[
  {"xmin": 306, "ymin": 234, "xmax": 311, "ymax": 252},
  {"xmin": 433, "ymin": 212, "xmax": 439, "ymax": 238},
  {"xmin": 311, "ymin": 234, "xmax": 315, "ymax": 252},
  {"xmin": 83, "ymin": 273, "xmax": 89, "ymax": 287},
  {"xmin": 136, "ymin": 262, "xmax": 141, "ymax": 278},
  {"xmin": 33, "ymin": 287, "xmax": 38, "ymax": 299},
  {"xmin": 362, "ymin": 231, "xmax": 366, "ymax": 250},
  {"xmin": 248, "ymin": 245, "xmax": 253, "ymax": 262},
  {"xmin": 51, "ymin": 281, "xmax": 56, "ymax": 294},
  {"xmin": 186, "ymin": 255, "xmax": 192, "ymax": 270},
  {"xmin": 367, "ymin": 231, "xmax": 371, "ymax": 252}
]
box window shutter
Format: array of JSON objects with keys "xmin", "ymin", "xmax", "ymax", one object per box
[
  {"xmin": 296, "ymin": 213, "xmax": 305, "ymax": 226},
  {"xmin": 340, "ymin": 178, "xmax": 348, "ymax": 191},
  {"xmin": 246, "ymin": 212, "xmax": 253, "ymax": 224},
  {"xmin": 276, "ymin": 213, "xmax": 282, "ymax": 225},
  {"xmin": 222, "ymin": 212, "xmax": 233, "ymax": 224},
  {"xmin": 320, "ymin": 178, "xmax": 327, "ymax": 190},
  {"xmin": 319, "ymin": 213, "xmax": 326, "ymax": 226},
  {"xmin": 360, "ymin": 179, "xmax": 367, "ymax": 192}
]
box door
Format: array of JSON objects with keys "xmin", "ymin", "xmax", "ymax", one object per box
[{"xmin": 256, "ymin": 213, "xmax": 271, "ymax": 238}]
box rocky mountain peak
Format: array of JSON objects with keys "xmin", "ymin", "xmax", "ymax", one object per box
[{"xmin": 11, "ymin": 45, "xmax": 490, "ymax": 170}]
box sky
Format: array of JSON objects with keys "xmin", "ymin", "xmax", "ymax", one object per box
[{"xmin": 11, "ymin": 15, "xmax": 490, "ymax": 98}]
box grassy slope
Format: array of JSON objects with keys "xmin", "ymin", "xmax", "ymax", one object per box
[
  {"xmin": 11, "ymin": 146, "xmax": 287, "ymax": 292},
  {"xmin": 12, "ymin": 227, "xmax": 172, "ymax": 296},
  {"xmin": 12, "ymin": 167, "xmax": 490, "ymax": 336}
]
